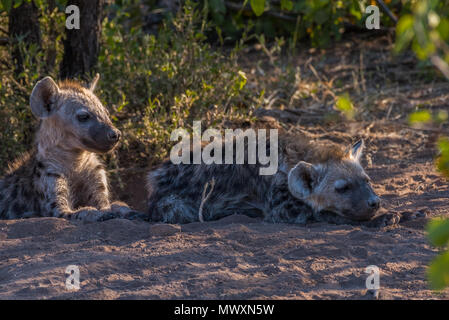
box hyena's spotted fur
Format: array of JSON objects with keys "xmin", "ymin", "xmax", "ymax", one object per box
[
  {"xmin": 0, "ymin": 75, "xmax": 139, "ymax": 222},
  {"xmin": 147, "ymin": 132, "xmax": 399, "ymax": 227}
]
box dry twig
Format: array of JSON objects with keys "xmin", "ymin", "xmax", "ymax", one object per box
[{"xmin": 199, "ymin": 178, "xmax": 215, "ymax": 223}]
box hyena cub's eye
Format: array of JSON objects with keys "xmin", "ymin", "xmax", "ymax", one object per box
[
  {"xmin": 76, "ymin": 112, "xmax": 91, "ymax": 122},
  {"xmin": 334, "ymin": 179, "xmax": 351, "ymax": 193}
]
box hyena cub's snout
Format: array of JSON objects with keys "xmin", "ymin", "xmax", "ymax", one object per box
[
  {"xmin": 288, "ymin": 139, "xmax": 381, "ymax": 221},
  {"xmin": 340, "ymin": 177, "xmax": 380, "ymax": 220},
  {"xmin": 366, "ymin": 190, "xmax": 380, "ymax": 210},
  {"xmin": 82, "ymin": 121, "xmax": 121, "ymax": 153}
]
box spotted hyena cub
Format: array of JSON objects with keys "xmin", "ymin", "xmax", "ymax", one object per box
[
  {"xmin": 0, "ymin": 75, "xmax": 137, "ymax": 221},
  {"xmin": 146, "ymin": 132, "xmax": 399, "ymax": 227}
]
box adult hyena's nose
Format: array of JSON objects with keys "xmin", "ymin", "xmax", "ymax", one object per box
[
  {"xmin": 367, "ymin": 196, "xmax": 380, "ymax": 210},
  {"xmin": 107, "ymin": 128, "xmax": 121, "ymax": 142}
]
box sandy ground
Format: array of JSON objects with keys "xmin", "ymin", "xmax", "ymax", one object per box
[
  {"xmin": 0, "ymin": 215, "xmax": 440, "ymax": 300},
  {"xmin": 1, "ymin": 120, "xmax": 448, "ymax": 300}
]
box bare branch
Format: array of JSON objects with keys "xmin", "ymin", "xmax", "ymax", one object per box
[
  {"xmin": 375, "ymin": 0, "xmax": 398, "ymax": 24},
  {"xmin": 430, "ymin": 55, "xmax": 449, "ymax": 81},
  {"xmin": 198, "ymin": 178, "xmax": 215, "ymax": 223}
]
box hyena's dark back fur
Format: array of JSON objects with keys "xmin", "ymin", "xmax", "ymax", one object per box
[{"xmin": 147, "ymin": 137, "xmax": 315, "ymax": 224}]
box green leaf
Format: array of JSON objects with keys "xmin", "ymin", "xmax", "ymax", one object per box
[
  {"xmin": 438, "ymin": 137, "xmax": 449, "ymax": 154},
  {"xmin": 436, "ymin": 110, "xmax": 449, "ymax": 123},
  {"xmin": 250, "ymin": 0, "xmax": 265, "ymax": 17},
  {"xmin": 314, "ymin": 9, "xmax": 330, "ymax": 25},
  {"xmin": 281, "ymin": 0, "xmax": 293, "ymax": 11},
  {"xmin": 335, "ymin": 94, "xmax": 355, "ymax": 119},
  {"xmin": 13, "ymin": 0, "xmax": 23, "ymax": 9},
  {"xmin": 427, "ymin": 218, "xmax": 449, "ymax": 247},
  {"xmin": 412, "ymin": 40, "xmax": 436, "ymax": 60},
  {"xmin": 209, "ymin": 0, "xmax": 226, "ymax": 14},
  {"xmin": 437, "ymin": 18, "xmax": 449, "ymax": 41},
  {"xmin": 428, "ymin": 251, "xmax": 449, "ymax": 291},
  {"xmin": 1, "ymin": 0, "xmax": 13, "ymax": 12},
  {"xmin": 409, "ymin": 110, "xmax": 432, "ymax": 123},
  {"xmin": 237, "ymin": 70, "xmax": 247, "ymax": 90},
  {"xmin": 394, "ymin": 15, "xmax": 415, "ymax": 53},
  {"xmin": 437, "ymin": 138, "xmax": 449, "ymax": 177}
]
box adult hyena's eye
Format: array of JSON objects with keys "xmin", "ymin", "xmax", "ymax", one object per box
[{"xmin": 76, "ymin": 113, "xmax": 90, "ymax": 122}]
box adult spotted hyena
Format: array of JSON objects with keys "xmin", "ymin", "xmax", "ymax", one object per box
[
  {"xmin": 146, "ymin": 132, "xmax": 399, "ymax": 227},
  {"xmin": 0, "ymin": 75, "xmax": 137, "ymax": 222}
]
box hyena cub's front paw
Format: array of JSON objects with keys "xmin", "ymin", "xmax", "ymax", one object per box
[
  {"xmin": 72, "ymin": 208, "xmax": 118, "ymax": 222},
  {"xmin": 365, "ymin": 213, "xmax": 401, "ymax": 228},
  {"xmin": 110, "ymin": 201, "xmax": 149, "ymax": 221}
]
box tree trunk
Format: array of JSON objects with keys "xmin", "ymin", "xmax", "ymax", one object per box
[
  {"xmin": 8, "ymin": 0, "xmax": 41, "ymax": 75},
  {"xmin": 44, "ymin": 0, "xmax": 57, "ymax": 73},
  {"xmin": 60, "ymin": 0, "xmax": 104, "ymax": 79}
]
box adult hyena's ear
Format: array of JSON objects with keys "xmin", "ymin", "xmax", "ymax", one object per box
[
  {"xmin": 288, "ymin": 161, "xmax": 319, "ymax": 199},
  {"xmin": 89, "ymin": 73, "xmax": 100, "ymax": 92},
  {"xmin": 348, "ymin": 139, "xmax": 364, "ymax": 163},
  {"xmin": 30, "ymin": 76, "xmax": 60, "ymax": 119}
]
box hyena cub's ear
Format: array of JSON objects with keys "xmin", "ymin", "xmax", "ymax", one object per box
[
  {"xmin": 30, "ymin": 76, "xmax": 60, "ymax": 119},
  {"xmin": 89, "ymin": 73, "xmax": 100, "ymax": 92},
  {"xmin": 288, "ymin": 161, "xmax": 319, "ymax": 199},
  {"xmin": 348, "ymin": 139, "xmax": 364, "ymax": 163}
]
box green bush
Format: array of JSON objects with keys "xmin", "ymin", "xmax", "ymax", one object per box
[
  {"xmin": 427, "ymin": 218, "xmax": 449, "ymax": 290},
  {"xmin": 97, "ymin": 1, "xmax": 256, "ymax": 167},
  {"xmin": 396, "ymin": 0, "xmax": 449, "ymax": 292},
  {"xmin": 206, "ymin": 0, "xmax": 402, "ymax": 47}
]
